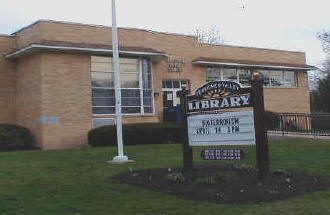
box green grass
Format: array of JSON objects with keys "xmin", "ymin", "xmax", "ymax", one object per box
[{"xmin": 1, "ymin": 139, "xmax": 330, "ymax": 215}]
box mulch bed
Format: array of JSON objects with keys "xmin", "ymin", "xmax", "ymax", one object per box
[{"xmin": 113, "ymin": 164, "xmax": 330, "ymax": 204}]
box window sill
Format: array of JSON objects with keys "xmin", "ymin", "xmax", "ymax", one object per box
[
  {"xmin": 93, "ymin": 113, "xmax": 156, "ymax": 118},
  {"xmin": 263, "ymin": 86, "xmax": 299, "ymax": 89}
]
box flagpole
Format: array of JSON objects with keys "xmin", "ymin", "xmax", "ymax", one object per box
[{"xmin": 110, "ymin": 0, "xmax": 129, "ymax": 163}]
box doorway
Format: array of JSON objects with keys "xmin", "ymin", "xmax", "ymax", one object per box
[{"xmin": 162, "ymin": 80, "xmax": 189, "ymax": 122}]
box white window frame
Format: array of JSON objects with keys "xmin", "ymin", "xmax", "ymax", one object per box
[
  {"xmin": 260, "ymin": 70, "xmax": 297, "ymax": 88},
  {"xmin": 92, "ymin": 56, "xmax": 155, "ymax": 116},
  {"xmin": 206, "ymin": 67, "xmax": 297, "ymax": 88}
]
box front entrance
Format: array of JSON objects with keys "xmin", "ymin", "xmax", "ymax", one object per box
[{"xmin": 162, "ymin": 80, "xmax": 189, "ymax": 122}]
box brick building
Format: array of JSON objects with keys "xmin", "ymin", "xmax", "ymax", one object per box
[{"xmin": 0, "ymin": 20, "xmax": 313, "ymax": 149}]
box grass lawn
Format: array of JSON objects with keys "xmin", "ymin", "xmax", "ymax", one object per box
[{"xmin": 1, "ymin": 139, "xmax": 330, "ymax": 215}]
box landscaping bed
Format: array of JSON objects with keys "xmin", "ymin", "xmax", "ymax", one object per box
[{"xmin": 114, "ymin": 164, "xmax": 330, "ymax": 204}]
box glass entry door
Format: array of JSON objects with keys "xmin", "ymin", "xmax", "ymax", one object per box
[{"xmin": 162, "ymin": 80, "xmax": 188, "ymax": 122}]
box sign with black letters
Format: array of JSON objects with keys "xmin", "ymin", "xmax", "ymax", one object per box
[
  {"xmin": 186, "ymin": 81, "xmax": 255, "ymax": 146},
  {"xmin": 201, "ymin": 148, "xmax": 245, "ymax": 160},
  {"xmin": 179, "ymin": 76, "xmax": 270, "ymax": 180}
]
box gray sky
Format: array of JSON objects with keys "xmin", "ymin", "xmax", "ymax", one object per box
[{"xmin": 1, "ymin": 0, "xmax": 329, "ymax": 65}]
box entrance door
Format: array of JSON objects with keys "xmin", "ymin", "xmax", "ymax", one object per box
[{"xmin": 162, "ymin": 80, "xmax": 189, "ymax": 122}]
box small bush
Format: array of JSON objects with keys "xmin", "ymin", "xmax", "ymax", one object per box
[
  {"xmin": 0, "ymin": 124, "xmax": 36, "ymax": 151},
  {"xmin": 88, "ymin": 123, "xmax": 184, "ymax": 147},
  {"xmin": 264, "ymin": 111, "xmax": 280, "ymax": 130}
]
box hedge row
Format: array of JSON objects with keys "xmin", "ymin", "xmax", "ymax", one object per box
[
  {"xmin": 88, "ymin": 112, "xmax": 280, "ymax": 147},
  {"xmin": 88, "ymin": 123, "xmax": 184, "ymax": 147},
  {"xmin": 0, "ymin": 124, "xmax": 36, "ymax": 151}
]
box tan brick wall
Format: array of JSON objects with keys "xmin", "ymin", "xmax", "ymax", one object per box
[
  {"xmin": 0, "ymin": 36, "xmax": 16, "ymax": 123},
  {"xmin": 15, "ymin": 21, "xmax": 306, "ymax": 66},
  {"xmin": 7, "ymin": 20, "xmax": 311, "ymax": 149},
  {"xmin": 16, "ymin": 54, "xmax": 43, "ymax": 147},
  {"xmin": 40, "ymin": 53, "xmax": 92, "ymax": 149},
  {"xmin": 263, "ymin": 71, "xmax": 311, "ymax": 113}
]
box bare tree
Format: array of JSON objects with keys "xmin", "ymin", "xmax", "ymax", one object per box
[
  {"xmin": 317, "ymin": 31, "xmax": 330, "ymax": 54},
  {"xmin": 311, "ymin": 31, "xmax": 330, "ymax": 112},
  {"xmin": 193, "ymin": 26, "xmax": 224, "ymax": 45}
]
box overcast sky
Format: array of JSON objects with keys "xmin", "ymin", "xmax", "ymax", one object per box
[{"xmin": 1, "ymin": 0, "xmax": 329, "ymax": 65}]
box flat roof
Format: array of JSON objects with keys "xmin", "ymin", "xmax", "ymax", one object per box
[{"xmin": 11, "ymin": 19, "xmax": 306, "ymax": 55}]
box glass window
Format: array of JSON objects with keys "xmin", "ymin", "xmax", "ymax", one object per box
[
  {"xmin": 91, "ymin": 56, "xmax": 154, "ymax": 115},
  {"xmin": 162, "ymin": 80, "xmax": 173, "ymax": 88},
  {"xmin": 142, "ymin": 60, "xmax": 154, "ymax": 113},
  {"xmin": 206, "ymin": 67, "xmax": 221, "ymax": 82},
  {"xmin": 121, "ymin": 73, "xmax": 139, "ymax": 88},
  {"xmin": 205, "ymin": 67, "xmax": 296, "ymax": 87},
  {"xmin": 222, "ymin": 68, "xmax": 237, "ymax": 82},
  {"xmin": 237, "ymin": 69, "xmax": 251, "ymax": 86},
  {"xmin": 259, "ymin": 70, "xmax": 271, "ymax": 86},
  {"xmin": 173, "ymin": 81, "xmax": 180, "ymax": 88},
  {"xmin": 269, "ymin": 70, "xmax": 283, "ymax": 86},
  {"xmin": 91, "ymin": 72, "xmax": 114, "ymax": 88},
  {"xmin": 259, "ymin": 70, "xmax": 296, "ymax": 87},
  {"xmin": 92, "ymin": 118, "xmax": 115, "ymax": 128},
  {"xmin": 283, "ymin": 71, "xmax": 296, "ymax": 87}
]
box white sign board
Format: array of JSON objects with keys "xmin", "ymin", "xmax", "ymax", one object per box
[{"xmin": 187, "ymin": 111, "xmax": 255, "ymax": 146}]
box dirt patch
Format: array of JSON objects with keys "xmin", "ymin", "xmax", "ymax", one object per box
[{"xmin": 113, "ymin": 164, "xmax": 330, "ymax": 204}]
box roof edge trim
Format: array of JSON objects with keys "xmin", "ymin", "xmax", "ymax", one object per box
[
  {"xmin": 5, "ymin": 44, "xmax": 169, "ymax": 59},
  {"xmin": 192, "ymin": 60, "xmax": 316, "ymax": 71}
]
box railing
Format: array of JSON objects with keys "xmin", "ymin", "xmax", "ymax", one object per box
[{"xmin": 267, "ymin": 113, "xmax": 330, "ymax": 136}]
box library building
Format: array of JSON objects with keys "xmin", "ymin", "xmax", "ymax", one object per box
[{"xmin": 0, "ymin": 20, "xmax": 314, "ymax": 149}]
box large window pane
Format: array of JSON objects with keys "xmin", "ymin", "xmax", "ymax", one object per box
[
  {"xmin": 269, "ymin": 70, "xmax": 283, "ymax": 86},
  {"xmin": 260, "ymin": 70, "xmax": 271, "ymax": 86},
  {"xmin": 92, "ymin": 72, "xmax": 114, "ymax": 88},
  {"xmin": 92, "ymin": 97, "xmax": 115, "ymax": 106},
  {"xmin": 122, "ymin": 107, "xmax": 141, "ymax": 114},
  {"xmin": 91, "ymin": 56, "xmax": 153, "ymax": 115},
  {"xmin": 206, "ymin": 67, "xmax": 221, "ymax": 82},
  {"xmin": 162, "ymin": 80, "xmax": 173, "ymax": 88},
  {"xmin": 284, "ymin": 71, "xmax": 295, "ymax": 86},
  {"xmin": 142, "ymin": 60, "xmax": 152, "ymax": 89},
  {"xmin": 122, "ymin": 97, "xmax": 141, "ymax": 106},
  {"xmin": 222, "ymin": 68, "xmax": 237, "ymax": 82},
  {"xmin": 92, "ymin": 89, "xmax": 115, "ymax": 97},
  {"xmin": 121, "ymin": 73, "xmax": 139, "ymax": 88},
  {"xmin": 121, "ymin": 89, "xmax": 140, "ymax": 97},
  {"xmin": 238, "ymin": 69, "xmax": 251, "ymax": 86},
  {"xmin": 173, "ymin": 80, "xmax": 180, "ymax": 88},
  {"xmin": 144, "ymin": 107, "xmax": 153, "ymax": 113},
  {"xmin": 91, "ymin": 62, "xmax": 112, "ymax": 72},
  {"xmin": 143, "ymin": 89, "xmax": 153, "ymax": 109},
  {"xmin": 93, "ymin": 107, "xmax": 115, "ymax": 114}
]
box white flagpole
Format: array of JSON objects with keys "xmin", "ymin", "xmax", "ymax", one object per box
[{"xmin": 110, "ymin": 0, "xmax": 128, "ymax": 163}]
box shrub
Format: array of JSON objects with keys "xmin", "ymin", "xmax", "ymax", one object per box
[
  {"xmin": 264, "ymin": 111, "xmax": 280, "ymax": 130},
  {"xmin": 88, "ymin": 123, "xmax": 184, "ymax": 147},
  {"xmin": 0, "ymin": 124, "xmax": 36, "ymax": 151}
]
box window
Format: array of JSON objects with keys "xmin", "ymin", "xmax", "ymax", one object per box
[
  {"xmin": 206, "ymin": 68, "xmax": 221, "ymax": 82},
  {"xmin": 206, "ymin": 67, "xmax": 251, "ymax": 86},
  {"xmin": 237, "ymin": 69, "xmax": 251, "ymax": 86},
  {"xmin": 162, "ymin": 80, "xmax": 189, "ymax": 89},
  {"xmin": 92, "ymin": 118, "xmax": 115, "ymax": 128},
  {"xmin": 259, "ymin": 70, "xmax": 296, "ymax": 87},
  {"xmin": 222, "ymin": 68, "xmax": 237, "ymax": 82},
  {"xmin": 206, "ymin": 67, "xmax": 297, "ymax": 87},
  {"xmin": 91, "ymin": 56, "xmax": 154, "ymax": 115}
]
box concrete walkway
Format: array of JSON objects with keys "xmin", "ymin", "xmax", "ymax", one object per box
[{"xmin": 268, "ymin": 131, "xmax": 330, "ymax": 141}]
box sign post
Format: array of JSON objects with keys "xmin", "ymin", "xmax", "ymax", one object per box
[
  {"xmin": 178, "ymin": 88, "xmax": 193, "ymax": 172},
  {"xmin": 251, "ymin": 72, "xmax": 269, "ymax": 180}
]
